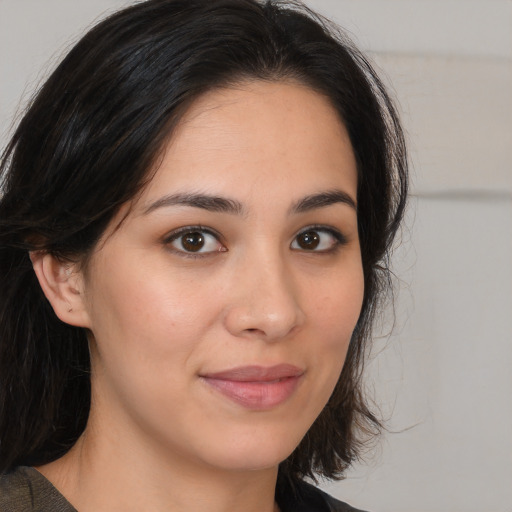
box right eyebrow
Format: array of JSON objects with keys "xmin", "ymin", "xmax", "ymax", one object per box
[
  {"xmin": 289, "ymin": 189, "xmax": 357, "ymax": 214},
  {"xmin": 142, "ymin": 192, "xmax": 245, "ymax": 216}
]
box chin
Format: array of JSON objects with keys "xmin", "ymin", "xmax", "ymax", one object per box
[
  {"xmin": 197, "ymin": 424, "xmax": 305, "ymax": 473},
  {"xmin": 210, "ymin": 449, "xmax": 289, "ymax": 473}
]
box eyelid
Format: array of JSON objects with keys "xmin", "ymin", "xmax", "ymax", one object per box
[
  {"xmin": 291, "ymin": 225, "xmax": 348, "ymax": 252},
  {"xmin": 163, "ymin": 225, "xmax": 226, "ymax": 257}
]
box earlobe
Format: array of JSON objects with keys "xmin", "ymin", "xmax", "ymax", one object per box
[{"xmin": 29, "ymin": 251, "xmax": 91, "ymax": 328}]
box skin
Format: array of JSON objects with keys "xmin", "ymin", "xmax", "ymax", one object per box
[{"xmin": 32, "ymin": 80, "xmax": 364, "ymax": 512}]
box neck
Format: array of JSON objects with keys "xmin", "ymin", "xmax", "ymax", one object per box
[{"xmin": 37, "ymin": 424, "xmax": 280, "ymax": 512}]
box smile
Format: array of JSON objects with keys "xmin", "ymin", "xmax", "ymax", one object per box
[{"xmin": 200, "ymin": 364, "xmax": 304, "ymax": 410}]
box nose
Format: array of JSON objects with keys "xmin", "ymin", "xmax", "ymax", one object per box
[{"xmin": 223, "ymin": 253, "xmax": 305, "ymax": 341}]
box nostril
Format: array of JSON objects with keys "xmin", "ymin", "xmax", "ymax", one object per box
[{"xmin": 245, "ymin": 328, "xmax": 263, "ymax": 334}]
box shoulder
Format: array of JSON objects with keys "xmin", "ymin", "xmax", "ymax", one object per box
[
  {"xmin": 277, "ymin": 478, "xmax": 370, "ymax": 512},
  {"xmin": 0, "ymin": 466, "xmax": 76, "ymax": 512}
]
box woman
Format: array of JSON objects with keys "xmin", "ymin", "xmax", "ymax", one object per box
[{"xmin": 0, "ymin": 0, "xmax": 407, "ymax": 511}]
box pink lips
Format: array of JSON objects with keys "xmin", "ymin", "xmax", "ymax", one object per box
[{"xmin": 200, "ymin": 364, "xmax": 304, "ymax": 410}]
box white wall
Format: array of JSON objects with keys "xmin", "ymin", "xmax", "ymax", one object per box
[{"xmin": 1, "ymin": 1, "xmax": 511, "ymax": 511}]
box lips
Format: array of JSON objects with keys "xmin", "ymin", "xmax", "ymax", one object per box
[{"xmin": 200, "ymin": 364, "xmax": 304, "ymax": 410}]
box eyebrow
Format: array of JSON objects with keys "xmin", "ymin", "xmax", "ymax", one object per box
[
  {"xmin": 289, "ymin": 189, "xmax": 357, "ymax": 214},
  {"xmin": 143, "ymin": 192, "xmax": 244, "ymax": 215},
  {"xmin": 142, "ymin": 189, "xmax": 356, "ymax": 216}
]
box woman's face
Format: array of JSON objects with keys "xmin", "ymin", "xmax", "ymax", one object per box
[{"xmin": 79, "ymin": 81, "xmax": 364, "ymax": 473}]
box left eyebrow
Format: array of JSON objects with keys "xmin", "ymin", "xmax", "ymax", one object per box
[{"xmin": 289, "ymin": 189, "xmax": 357, "ymax": 214}]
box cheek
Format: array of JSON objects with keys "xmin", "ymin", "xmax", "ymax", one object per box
[
  {"xmin": 84, "ymin": 256, "xmax": 223, "ymax": 418},
  {"xmin": 300, "ymin": 267, "xmax": 364, "ymax": 389},
  {"xmin": 308, "ymin": 268, "xmax": 364, "ymax": 341},
  {"xmin": 86, "ymin": 251, "xmax": 220, "ymax": 348}
]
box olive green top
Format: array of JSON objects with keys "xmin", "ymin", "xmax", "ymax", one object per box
[{"xmin": 0, "ymin": 466, "xmax": 76, "ymax": 512}]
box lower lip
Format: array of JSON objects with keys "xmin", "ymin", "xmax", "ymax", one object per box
[{"xmin": 201, "ymin": 376, "xmax": 302, "ymax": 410}]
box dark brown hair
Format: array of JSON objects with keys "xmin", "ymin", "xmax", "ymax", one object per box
[{"xmin": 0, "ymin": 0, "xmax": 407, "ymax": 483}]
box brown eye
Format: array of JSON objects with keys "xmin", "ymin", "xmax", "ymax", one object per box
[
  {"xmin": 181, "ymin": 232, "xmax": 205, "ymax": 252},
  {"xmin": 296, "ymin": 231, "xmax": 320, "ymax": 250},
  {"xmin": 167, "ymin": 228, "xmax": 225, "ymax": 255},
  {"xmin": 291, "ymin": 228, "xmax": 344, "ymax": 252}
]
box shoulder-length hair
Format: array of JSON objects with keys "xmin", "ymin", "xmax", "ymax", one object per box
[{"xmin": 0, "ymin": 0, "xmax": 407, "ymax": 483}]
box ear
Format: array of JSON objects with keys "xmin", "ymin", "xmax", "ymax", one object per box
[{"xmin": 30, "ymin": 251, "xmax": 91, "ymax": 328}]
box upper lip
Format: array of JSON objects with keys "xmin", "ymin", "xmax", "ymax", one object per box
[{"xmin": 201, "ymin": 364, "xmax": 304, "ymax": 382}]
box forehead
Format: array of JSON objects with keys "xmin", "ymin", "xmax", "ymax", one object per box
[{"xmin": 137, "ymin": 80, "xmax": 357, "ymax": 210}]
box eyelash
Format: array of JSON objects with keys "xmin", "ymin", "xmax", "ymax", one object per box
[
  {"xmin": 163, "ymin": 225, "xmax": 225, "ymax": 259},
  {"xmin": 291, "ymin": 224, "xmax": 348, "ymax": 253},
  {"xmin": 163, "ymin": 224, "xmax": 347, "ymax": 258}
]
